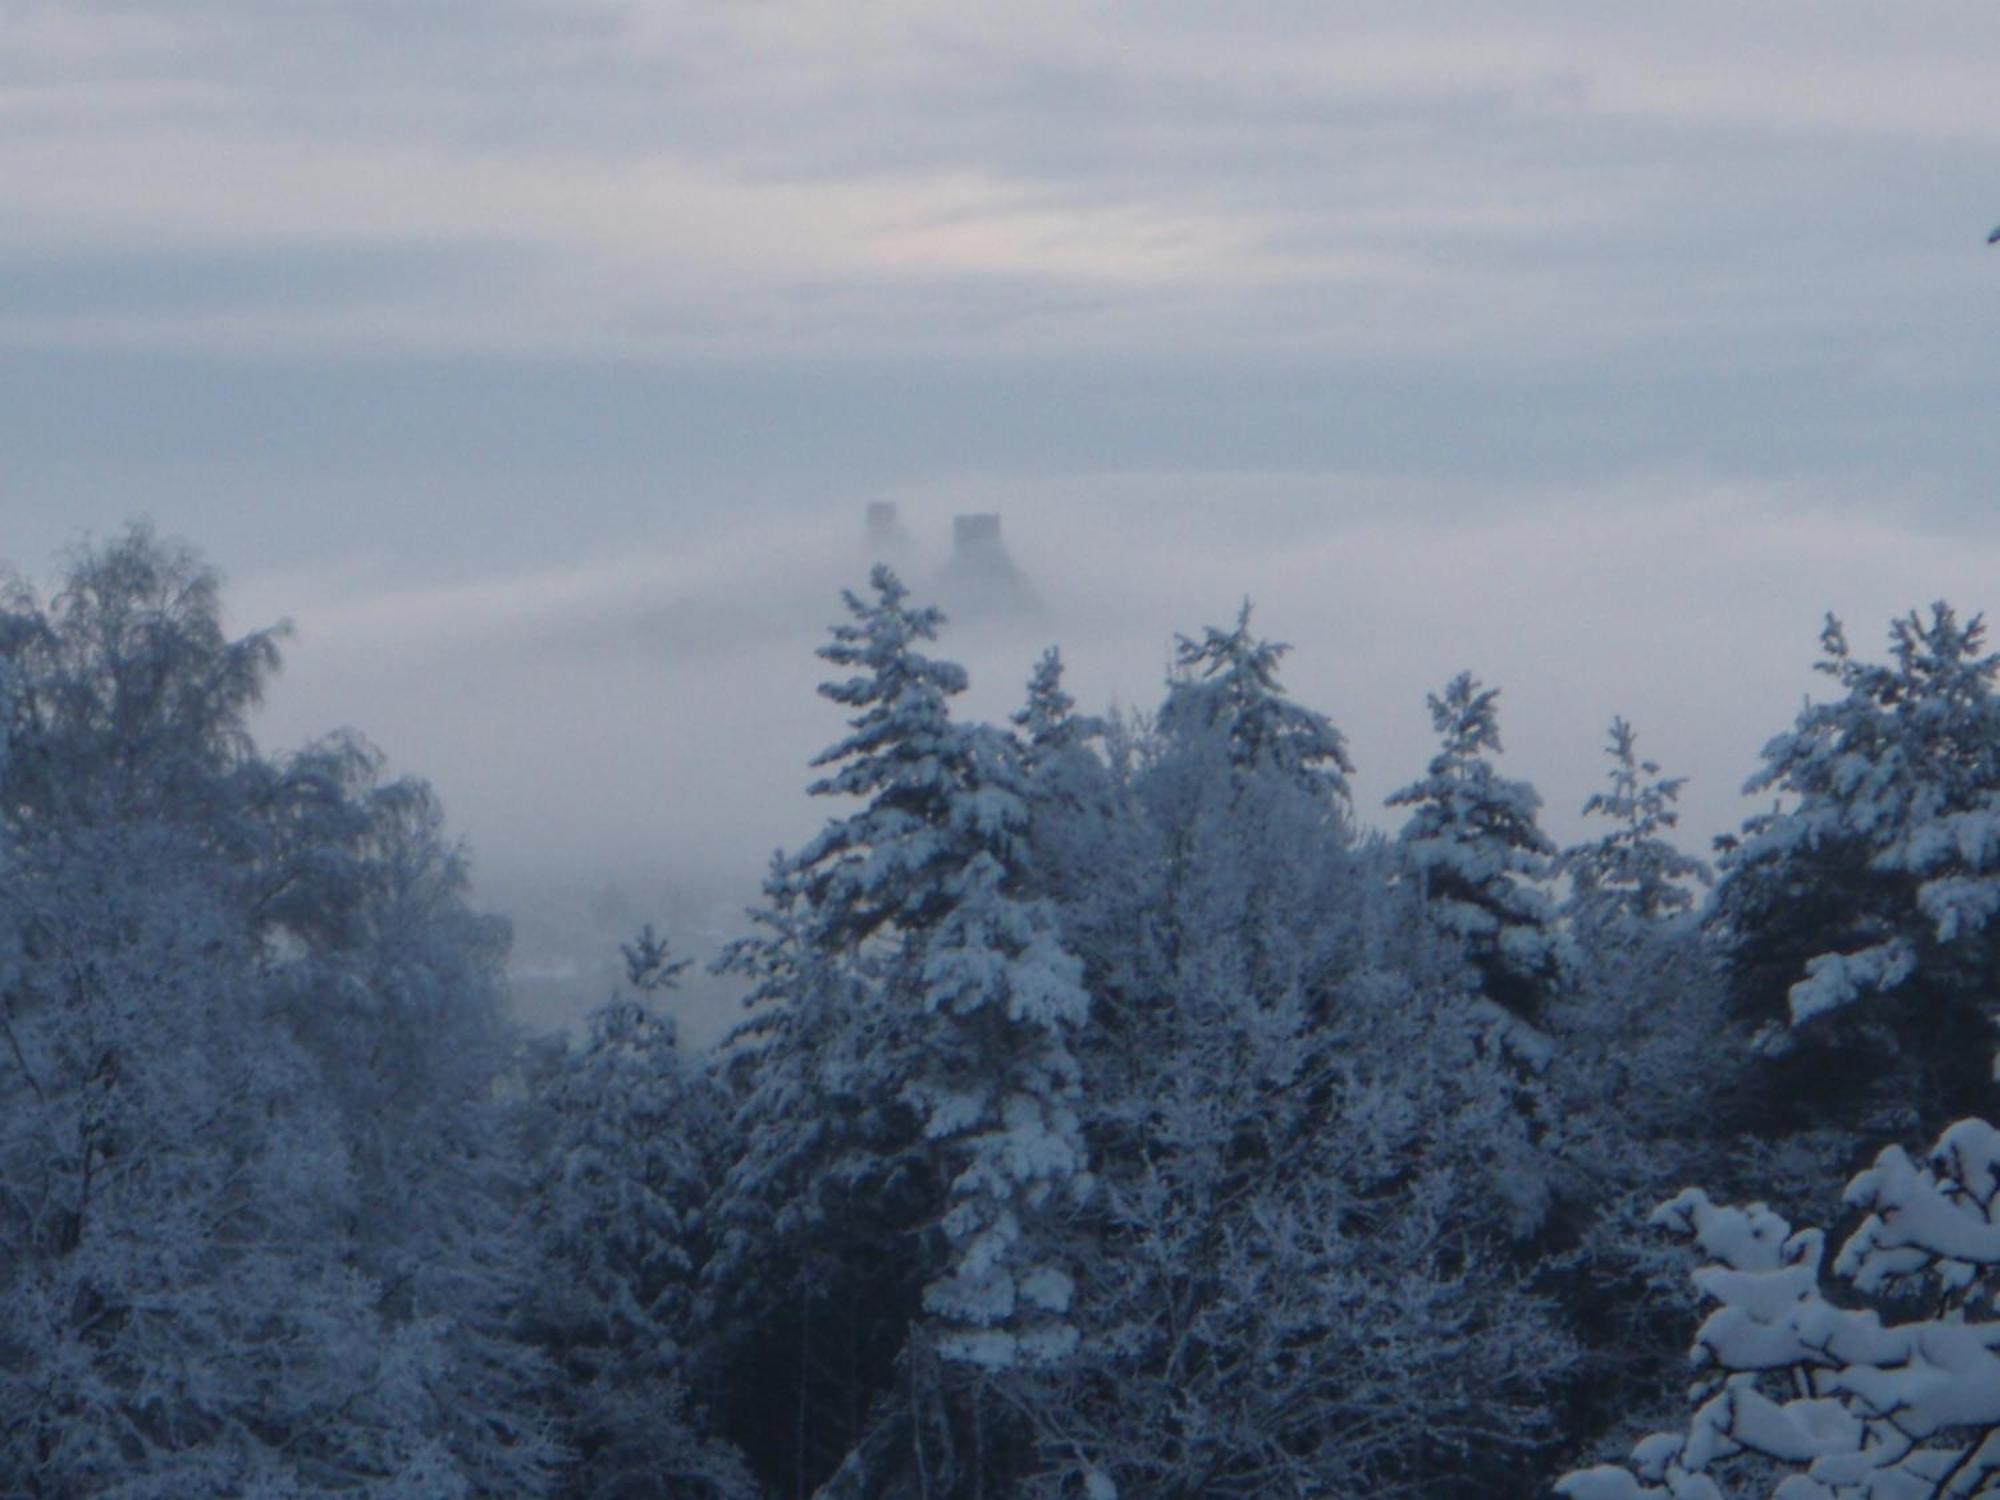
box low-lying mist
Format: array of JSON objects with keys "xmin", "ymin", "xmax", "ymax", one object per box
[{"xmin": 239, "ymin": 479, "xmax": 2000, "ymax": 1044}]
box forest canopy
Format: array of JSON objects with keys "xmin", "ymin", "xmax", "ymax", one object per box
[{"xmin": 2, "ymin": 525, "xmax": 1995, "ymax": 1499}]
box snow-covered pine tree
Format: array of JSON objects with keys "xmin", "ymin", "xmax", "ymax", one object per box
[
  {"xmin": 907, "ymin": 724, "xmax": 1091, "ymax": 1371},
  {"xmin": 1536, "ymin": 721, "xmax": 1735, "ymax": 1464},
  {"xmin": 989, "ymin": 623, "xmax": 1577, "ymax": 1497},
  {"xmin": 1389, "ymin": 671, "xmax": 1566, "ymax": 1023},
  {"xmin": 790, "ymin": 570, "xmax": 1089, "ymax": 1373},
  {"xmin": 1564, "ymin": 716, "xmax": 1711, "ymax": 927},
  {"xmin": 1156, "ymin": 600, "xmax": 1353, "ymax": 808},
  {"xmin": 1548, "ymin": 713, "xmax": 1722, "ymax": 1154},
  {"xmin": 707, "ymin": 568, "xmax": 1089, "ymax": 1493},
  {"xmin": 1547, "ymin": 714, "xmax": 1718, "ymax": 1158},
  {"xmin": 1711, "ymin": 604, "xmax": 2000, "ymax": 1128},
  {"xmin": 702, "ymin": 866, "xmax": 921, "ymax": 1494},
  {"xmin": 1008, "ymin": 648, "xmax": 1135, "ymax": 1016},
  {"xmin": 1134, "ymin": 604, "xmax": 1361, "ymax": 1032},
  {"xmin": 1013, "ymin": 647, "xmax": 1094, "ymax": 766},
  {"xmin": 535, "ymin": 997, "xmax": 697, "ymax": 1403}
]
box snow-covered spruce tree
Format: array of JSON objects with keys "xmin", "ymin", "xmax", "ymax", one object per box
[
  {"xmin": 1139, "ymin": 604, "xmax": 1359, "ymax": 1026},
  {"xmin": 1054, "ymin": 609, "xmax": 1354, "ymax": 1134},
  {"xmin": 1564, "ymin": 717, "xmax": 1713, "ymax": 929},
  {"xmin": 1389, "ymin": 671, "xmax": 1567, "ymax": 1023},
  {"xmin": 702, "ymin": 869, "xmax": 924, "ymax": 1493},
  {"xmin": 1711, "ymin": 604, "xmax": 2000, "ymax": 1131},
  {"xmin": 1538, "ymin": 720, "xmax": 1734, "ymax": 1464},
  {"xmin": 1557, "ymin": 1116, "xmax": 2000, "ymax": 1500},
  {"xmin": 1155, "ymin": 599, "xmax": 1353, "ymax": 807},
  {"xmin": 1013, "ymin": 647, "xmax": 1093, "ymax": 764},
  {"xmin": 523, "ymin": 942, "xmax": 752, "ymax": 1500},
  {"xmin": 787, "ymin": 570, "xmax": 1089, "ymax": 1374},
  {"xmin": 1007, "ymin": 649, "xmax": 1160, "ymax": 1066},
  {"xmin": 1549, "ymin": 713, "xmax": 1722, "ymax": 1177},
  {"xmin": 705, "ymin": 567, "xmax": 1089, "ymax": 1496},
  {"xmin": 1010, "ymin": 647, "xmax": 1120, "ymax": 893}
]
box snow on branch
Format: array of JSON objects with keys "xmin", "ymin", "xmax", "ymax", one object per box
[{"xmin": 1558, "ymin": 1117, "xmax": 2000, "ymax": 1500}]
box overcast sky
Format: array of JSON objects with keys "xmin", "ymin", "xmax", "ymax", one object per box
[{"xmin": 6, "ymin": 2, "xmax": 2000, "ymax": 1003}]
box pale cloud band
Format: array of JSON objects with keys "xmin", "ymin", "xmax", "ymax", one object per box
[{"xmin": 6, "ymin": 1, "xmax": 1998, "ymax": 361}]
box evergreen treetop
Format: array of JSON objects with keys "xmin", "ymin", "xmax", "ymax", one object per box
[
  {"xmin": 1389, "ymin": 671, "xmax": 1564, "ymax": 1021},
  {"xmin": 1565, "ymin": 716, "xmax": 1711, "ymax": 925},
  {"xmin": 1712, "ymin": 602, "xmax": 2000, "ymax": 1123},
  {"xmin": 1158, "ymin": 601, "xmax": 1353, "ymax": 808}
]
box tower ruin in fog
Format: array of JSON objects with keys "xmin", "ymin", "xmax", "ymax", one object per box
[
  {"xmin": 864, "ymin": 501, "xmax": 911, "ymax": 566},
  {"xmin": 856, "ymin": 506, "xmax": 1040, "ymax": 621},
  {"xmin": 953, "ymin": 513, "xmax": 999, "ymax": 551},
  {"xmin": 937, "ymin": 511, "xmax": 1038, "ymax": 621}
]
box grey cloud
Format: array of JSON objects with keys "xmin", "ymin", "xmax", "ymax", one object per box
[
  {"xmin": 6, "ymin": 0, "xmax": 1997, "ymax": 396},
  {"xmin": 0, "ymin": 241, "xmax": 514, "ymax": 320}
]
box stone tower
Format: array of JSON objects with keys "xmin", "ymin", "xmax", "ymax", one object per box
[
  {"xmin": 938, "ymin": 511, "xmax": 1038, "ymax": 620},
  {"xmin": 863, "ymin": 501, "xmax": 911, "ymax": 565}
]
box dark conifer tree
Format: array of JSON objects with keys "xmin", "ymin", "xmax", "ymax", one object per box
[
  {"xmin": 1711, "ymin": 604, "xmax": 2000, "ymax": 1132},
  {"xmin": 704, "ymin": 569, "xmax": 1088, "ymax": 1497},
  {"xmin": 1563, "ymin": 716, "xmax": 1711, "ymax": 928},
  {"xmin": 1389, "ymin": 672, "xmax": 1566, "ymax": 1023}
]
